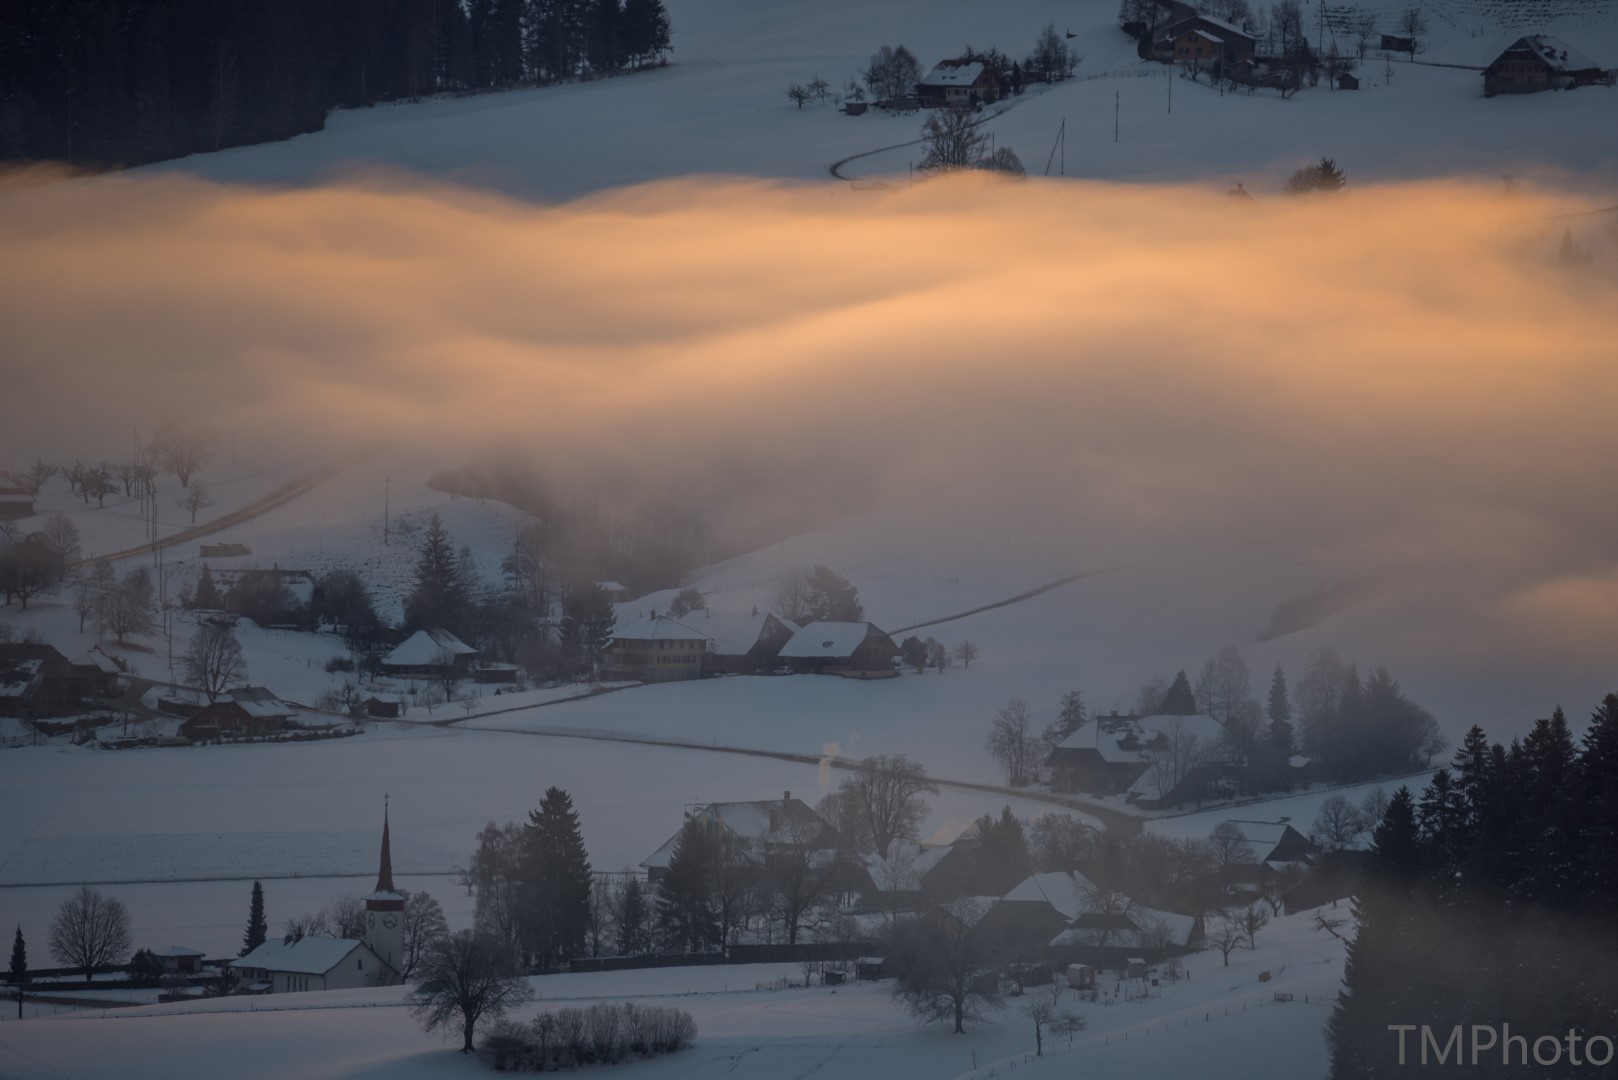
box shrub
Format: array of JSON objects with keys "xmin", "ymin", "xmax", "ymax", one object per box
[
  {"xmin": 324, "ymin": 654, "xmax": 356, "ymax": 674},
  {"xmin": 479, "ymin": 1002, "xmax": 696, "ymax": 1071}
]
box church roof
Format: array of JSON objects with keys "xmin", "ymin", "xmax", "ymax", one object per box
[{"xmin": 232, "ymin": 938, "xmax": 379, "ymax": 976}]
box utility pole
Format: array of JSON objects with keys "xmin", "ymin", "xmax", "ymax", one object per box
[
  {"xmin": 1168, "ymin": 68, "xmax": 1173, "ymax": 113},
  {"xmin": 1114, "ymin": 90, "xmax": 1120, "ymax": 143},
  {"xmin": 383, "ymin": 477, "xmax": 390, "ymax": 546}
]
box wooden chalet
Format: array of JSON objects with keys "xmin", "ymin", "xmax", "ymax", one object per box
[
  {"xmin": 1484, "ymin": 35, "xmax": 1606, "ymax": 96},
  {"xmin": 1046, "ymin": 713, "xmax": 1228, "ymax": 806},
  {"xmin": 641, "ymin": 792, "xmax": 839, "ymax": 888},
  {"xmin": 179, "ymin": 697, "xmax": 294, "ymax": 741},
  {"xmin": 1157, "ymin": 15, "xmax": 1257, "ymax": 67},
  {"xmin": 381, "ymin": 628, "xmax": 477, "ymax": 678},
  {"xmin": 679, "ymin": 608, "xmax": 798, "ymax": 674},
  {"xmin": 917, "ymin": 59, "xmax": 1001, "ymax": 107},
  {"xmin": 777, "ymin": 621, "xmax": 898, "ymax": 679}
]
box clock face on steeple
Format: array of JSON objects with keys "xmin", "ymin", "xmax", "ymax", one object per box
[{"xmin": 382, "ymin": 914, "xmax": 398, "ymax": 929}]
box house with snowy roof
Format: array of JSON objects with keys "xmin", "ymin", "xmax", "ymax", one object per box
[
  {"xmin": 1047, "ymin": 713, "xmax": 1229, "ymax": 806},
  {"xmin": 603, "ymin": 613, "xmax": 712, "ymax": 682},
  {"xmin": 677, "ymin": 608, "xmax": 798, "ymax": 674},
  {"xmin": 0, "ymin": 643, "xmax": 89, "ymax": 718},
  {"xmin": 1484, "ymin": 35, "xmax": 1607, "ymax": 96},
  {"xmin": 1156, "ymin": 14, "xmax": 1256, "ymax": 66},
  {"xmin": 975, "ymin": 871, "xmax": 1100, "ymax": 960},
  {"xmin": 1047, "ymin": 904, "xmax": 1203, "ymax": 958},
  {"xmin": 381, "ymin": 628, "xmax": 477, "ymax": 678},
  {"xmin": 918, "ymin": 59, "xmax": 1000, "ymax": 107},
  {"xmin": 179, "ymin": 692, "xmax": 300, "ymax": 741},
  {"xmin": 777, "ymin": 621, "xmax": 899, "ymax": 679},
  {"xmin": 641, "ymin": 791, "xmax": 839, "ymax": 887}
]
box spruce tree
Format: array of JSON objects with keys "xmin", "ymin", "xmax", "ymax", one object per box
[
  {"xmin": 616, "ymin": 878, "xmax": 647, "ymax": 955},
  {"xmin": 404, "ymin": 513, "xmax": 468, "ymax": 633},
  {"xmin": 558, "ymin": 581, "xmax": 615, "ymax": 678},
  {"xmin": 655, "ymin": 817, "xmax": 719, "ymax": 952},
  {"xmin": 1051, "ymin": 690, "xmax": 1087, "ymax": 741},
  {"xmin": 520, "ymin": 787, "xmax": 593, "ymax": 972},
  {"xmin": 1265, "ymin": 665, "xmax": 1291, "ymax": 724},
  {"xmin": 192, "ymin": 565, "xmax": 221, "ymax": 610},
  {"xmin": 9, "ymin": 926, "xmax": 27, "ymax": 1019},
  {"xmin": 1328, "ymin": 787, "xmax": 1424, "ymax": 1078},
  {"xmin": 1157, "ymin": 670, "xmax": 1197, "ymax": 715},
  {"xmin": 242, "ymin": 880, "xmax": 267, "ymax": 956}
]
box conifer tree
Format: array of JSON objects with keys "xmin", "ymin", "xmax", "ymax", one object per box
[
  {"xmin": 242, "ymin": 880, "xmax": 267, "ymax": 956},
  {"xmin": 519, "ymin": 787, "xmax": 593, "ymax": 972},
  {"xmin": 1265, "ymin": 665, "xmax": 1291, "ymax": 724},
  {"xmin": 1050, "ymin": 690, "xmax": 1087, "ymax": 741},
  {"xmin": 404, "ymin": 513, "xmax": 469, "ymax": 633},
  {"xmin": 1157, "ymin": 670, "xmax": 1197, "ymax": 715},
  {"xmin": 192, "ymin": 565, "xmax": 221, "ymax": 610},
  {"xmin": 9, "ymin": 926, "xmax": 27, "ymax": 1019},
  {"xmin": 655, "ymin": 817, "xmax": 719, "ymax": 952},
  {"xmin": 1328, "ymin": 787, "xmax": 1424, "ymax": 1078},
  {"xmin": 616, "ymin": 877, "xmax": 648, "ymax": 955},
  {"xmin": 558, "ymin": 581, "xmax": 615, "ymax": 678}
]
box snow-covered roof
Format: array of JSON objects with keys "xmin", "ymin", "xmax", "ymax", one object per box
[
  {"xmin": 1056, "ymin": 714, "xmax": 1227, "ymax": 765},
  {"xmin": 1498, "ymin": 35, "xmax": 1601, "ymax": 73},
  {"xmin": 1189, "ymin": 30, "xmax": 1223, "ymax": 43},
  {"xmin": 998, "ymin": 871, "xmax": 1099, "ymax": 921},
  {"xmin": 72, "ymin": 649, "xmax": 121, "ymax": 674},
  {"xmin": 597, "ymin": 580, "xmax": 627, "ymax": 591},
  {"xmin": 672, "ymin": 609, "xmax": 797, "ymax": 655},
  {"xmin": 642, "ymin": 796, "xmax": 829, "ymax": 869},
  {"xmin": 385, "ymin": 628, "xmax": 476, "ymax": 666},
  {"xmin": 232, "ymin": 937, "xmax": 375, "ymax": 976},
  {"xmin": 777, "ymin": 621, "xmax": 881, "ymax": 660},
  {"xmin": 1218, "ymin": 820, "xmax": 1307, "ymax": 862},
  {"xmin": 1167, "ymin": 13, "xmax": 1252, "ymax": 39},
  {"xmin": 610, "ymin": 614, "xmax": 712, "ymax": 644},
  {"xmin": 920, "ymin": 60, "xmax": 986, "ymax": 88},
  {"xmin": 156, "ymin": 945, "xmax": 205, "ymax": 958},
  {"xmin": 1049, "ymin": 904, "xmax": 1198, "ymax": 948}
]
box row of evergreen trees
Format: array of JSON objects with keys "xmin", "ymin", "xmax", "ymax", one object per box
[
  {"xmin": 1330, "ymin": 695, "xmax": 1618, "ymax": 1076},
  {"xmin": 0, "ymin": 0, "xmax": 672, "ymax": 170}
]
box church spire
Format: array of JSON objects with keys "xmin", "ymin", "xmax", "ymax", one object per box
[{"xmin": 375, "ymin": 794, "xmax": 396, "ymax": 894}]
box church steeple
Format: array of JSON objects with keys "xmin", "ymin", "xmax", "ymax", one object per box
[{"xmin": 375, "ymin": 795, "xmax": 396, "ymax": 895}]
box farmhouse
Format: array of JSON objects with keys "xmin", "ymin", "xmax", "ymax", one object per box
[
  {"xmin": 1483, "ymin": 35, "xmax": 1606, "ymax": 96},
  {"xmin": 678, "ymin": 608, "xmax": 798, "ymax": 674},
  {"xmin": 975, "ymin": 871, "xmax": 1099, "ymax": 960},
  {"xmin": 155, "ymin": 945, "xmax": 206, "ymax": 974},
  {"xmin": 603, "ymin": 613, "xmax": 712, "ymax": 682},
  {"xmin": 0, "ymin": 643, "xmax": 89, "ymax": 718},
  {"xmin": 1046, "ymin": 713, "xmax": 1228, "ymax": 806},
  {"xmin": 917, "ymin": 59, "xmax": 999, "ymax": 107},
  {"xmin": 1157, "ymin": 15, "xmax": 1256, "ymax": 66},
  {"xmin": 1218, "ymin": 820, "xmax": 1314, "ymax": 866},
  {"xmin": 777, "ymin": 621, "xmax": 898, "ymax": 678},
  {"xmin": 381, "ymin": 628, "xmax": 477, "ymax": 678},
  {"xmin": 641, "ymin": 791, "xmax": 838, "ymax": 887},
  {"xmin": 179, "ymin": 697, "xmax": 295, "ymax": 741}
]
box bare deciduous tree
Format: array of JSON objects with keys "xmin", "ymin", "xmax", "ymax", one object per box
[
  {"xmin": 401, "ymin": 891, "xmax": 450, "ymax": 980},
  {"xmin": 179, "ymin": 483, "xmax": 214, "ymax": 524},
  {"xmin": 149, "ymin": 425, "xmax": 214, "ymax": 488},
  {"xmin": 1310, "ymin": 794, "xmax": 1365, "ymax": 852},
  {"xmin": 918, "ymin": 108, "xmax": 989, "ymax": 172},
  {"xmin": 1208, "ymin": 912, "xmax": 1244, "ymax": 966},
  {"xmin": 1239, "ymin": 903, "xmax": 1270, "ymax": 948},
  {"xmin": 48, "ymin": 887, "xmax": 132, "ymax": 983},
  {"xmin": 985, "ymin": 695, "xmax": 1046, "ymax": 787},
  {"xmin": 1396, "ymin": 7, "xmax": 1428, "ymax": 58},
  {"xmin": 838, "ymin": 754, "xmax": 938, "ymax": 858},
  {"xmin": 411, "ymin": 930, "xmax": 535, "ymax": 1053},
  {"xmin": 953, "ymin": 640, "xmax": 980, "ymax": 669},
  {"xmin": 182, "ymin": 621, "xmax": 245, "ymax": 702}
]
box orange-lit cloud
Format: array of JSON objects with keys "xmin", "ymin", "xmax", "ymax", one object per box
[{"xmin": 2, "ymin": 168, "xmax": 1617, "ymax": 669}]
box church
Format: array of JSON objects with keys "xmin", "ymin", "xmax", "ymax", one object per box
[{"xmin": 232, "ymin": 807, "xmax": 407, "ymax": 993}]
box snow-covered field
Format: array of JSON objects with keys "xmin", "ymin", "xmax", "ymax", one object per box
[{"xmin": 0, "ymin": 911, "xmax": 1346, "ymax": 1078}]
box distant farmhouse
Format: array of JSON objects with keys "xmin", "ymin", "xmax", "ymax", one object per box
[
  {"xmin": 0, "ymin": 643, "xmax": 124, "ymax": 719},
  {"xmin": 381, "ymin": 628, "xmax": 477, "ymax": 678},
  {"xmin": 777, "ymin": 621, "xmax": 899, "ymax": 678},
  {"xmin": 640, "ymin": 792, "xmax": 841, "ymax": 888},
  {"xmin": 179, "ymin": 687, "xmax": 300, "ymax": 742},
  {"xmin": 918, "ymin": 59, "xmax": 1001, "ymax": 107},
  {"xmin": 1046, "ymin": 712, "xmax": 1229, "ymax": 807},
  {"xmin": 1157, "ymin": 14, "xmax": 1257, "ymax": 69},
  {"xmin": 603, "ymin": 613, "xmax": 712, "ymax": 682},
  {"xmin": 1484, "ymin": 35, "xmax": 1607, "ymax": 96}
]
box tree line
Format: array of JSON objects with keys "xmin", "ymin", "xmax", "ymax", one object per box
[
  {"xmin": 1330, "ymin": 696, "xmax": 1618, "ymax": 1076},
  {"xmin": 0, "ymin": 0, "xmax": 672, "ymax": 171}
]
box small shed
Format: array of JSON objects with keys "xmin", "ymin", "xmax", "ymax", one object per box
[
  {"xmin": 362, "ymin": 694, "xmax": 404, "ymax": 719},
  {"xmin": 1337, "ymin": 72, "xmax": 1360, "ymax": 90},
  {"xmin": 856, "ymin": 956, "xmax": 887, "ymax": 981},
  {"xmin": 156, "ymin": 946, "xmax": 206, "ymax": 974}
]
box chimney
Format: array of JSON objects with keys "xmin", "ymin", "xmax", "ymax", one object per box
[{"xmin": 784, "ymin": 790, "xmax": 791, "ymax": 802}]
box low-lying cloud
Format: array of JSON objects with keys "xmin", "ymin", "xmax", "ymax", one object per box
[{"xmin": 3, "ymin": 168, "xmax": 1617, "ymax": 697}]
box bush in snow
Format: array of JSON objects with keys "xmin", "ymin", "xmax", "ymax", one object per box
[{"xmin": 481, "ymin": 1001, "xmax": 696, "ymax": 1071}]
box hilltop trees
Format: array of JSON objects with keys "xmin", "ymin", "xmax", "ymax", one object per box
[
  {"xmin": 405, "ymin": 514, "xmax": 471, "ymax": 634},
  {"xmin": 1286, "ymin": 157, "xmax": 1348, "ymax": 193},
  {"xmin": 0, "ymin": 0, "xmax": 674, "ymax": 172},
  {"xmin": 1027, "ymin": 23, "xmax": 1079, "ymax": 83},
  {"xmin": 770, "ymin": 565, "xmax": 863, "ymax": 625}
]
